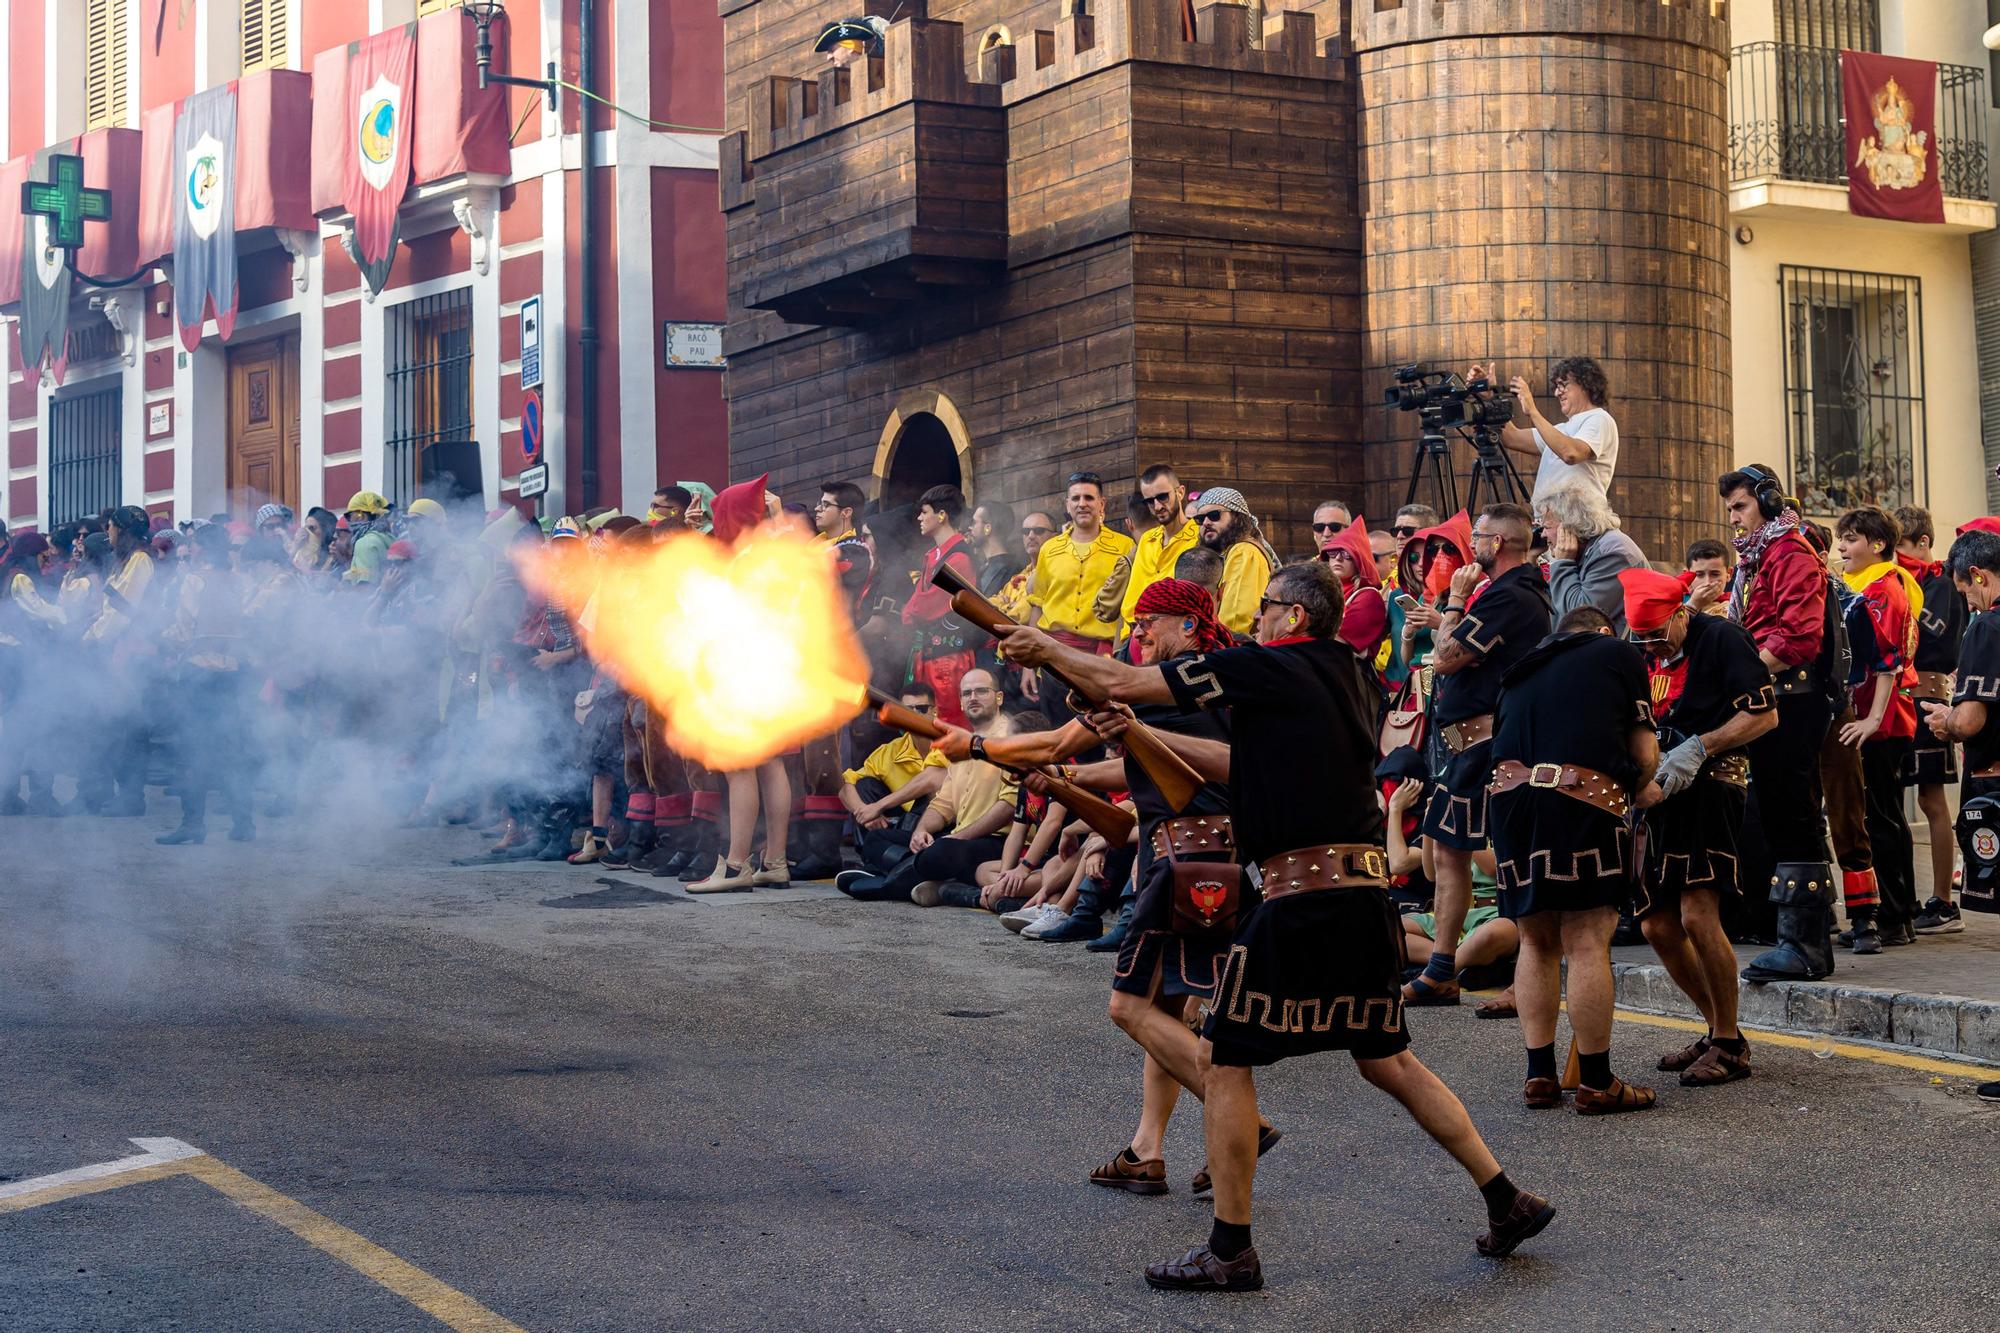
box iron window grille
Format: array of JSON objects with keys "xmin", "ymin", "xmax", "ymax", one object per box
[
  {"xmin": 48, "ymin": 383, "xmax": 123, "ymax": 528},
  {"xmin": 1780, "ymin": 265, "xmax": 1927, "ymax": 516},
  {"xmin": 384, "ymin": 288, "xmax": 474, "ymax": 509}
]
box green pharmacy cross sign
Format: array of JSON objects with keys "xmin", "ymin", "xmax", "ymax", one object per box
[{"xmin": 22, "ymin": 153, "xmax": 112, "ymax": 254}]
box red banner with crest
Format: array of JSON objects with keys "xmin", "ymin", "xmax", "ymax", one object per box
[
  {"xmin": 342, "ymin": 24, "xmax": 419, "ymax": 294},
  {"xmin": 1843, "ymin": 50, "xmax": 1946, "ymax": 224}
]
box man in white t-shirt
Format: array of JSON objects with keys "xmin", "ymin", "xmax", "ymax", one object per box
[{"xmin": 1472, "ymin": 358, "xmax": 1619, "ymax": 506}]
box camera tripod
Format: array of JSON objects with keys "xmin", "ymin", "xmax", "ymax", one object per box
[{"xmin": 1402, "ymin": 425, "xmax": 1530, "ymax": 517}]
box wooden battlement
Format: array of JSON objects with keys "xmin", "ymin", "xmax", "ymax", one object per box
[{"xmin": 1349, "ymin": 0, "xmax": 1730, "ymax": 54}]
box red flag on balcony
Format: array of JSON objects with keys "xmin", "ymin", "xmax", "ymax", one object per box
[
  {"xmin": 342, "ymin": 24, "xmax": 419, "ymax": 295},
  {"xmin": 1843, "ymin": 50, "xmax": 1946, "ymax": 224}
]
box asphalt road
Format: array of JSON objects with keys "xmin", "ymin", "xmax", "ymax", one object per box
[{"xmin": 3, "ymin": 798, "xmax": 1997, "ymax": 1332}]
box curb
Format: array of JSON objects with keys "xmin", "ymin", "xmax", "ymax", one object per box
[{"xmin": 1611, "ymin": 963, "xmax": 2000, "ymax": 1067}]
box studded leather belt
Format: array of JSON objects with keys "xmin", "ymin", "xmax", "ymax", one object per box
[
  {"xmin": 1440, "ymin": 713, "xmax": 1494, "ymax": 753},
  {"xmin": 1911, "ymin": 671, "xmax": 1954, "ymax": 701},
  {"xmin": 1488, "ymin": 759, "xmax": 1631, "ymax": 819},
  {"xmin": 1702, "ymin": 752, "xmax": 1751, "ymax": 788},
  {"xmin": 1970, "ymin": 762, "xmax": 2000, "ymax": 780},
  {"xmin": 1256, "ymin": 844, "xmax": 1390, "ymax": 901},
  {"xmin": 1149, "ymin": 814, "xmax": 1235, "ymax": 864}
]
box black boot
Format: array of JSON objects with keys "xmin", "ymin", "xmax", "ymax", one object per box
[
  {"xmin": 677, "ymin": 818, "xmax": 722, "ymax": 881},
  {"xmin": 790, "ymin": 817, "xmax": 843, "ymax": 881},
  {"xmin": 156, "ymin": 822, "xmax": 205, "ymax": 845},
  {"xmin": 649, "ymin": 824, "xmax": 692, "ymax": 877},
  {"xmin": 534, "ymin": 807, "xmax": 579, "ymax": 861},
  {"xmin": 603, "ymin": 821, "xmax": 652, "ymax": 870},
  {"xmin": 1742, "ymin": 862, "xmax": 1837, "ymax": 982}
]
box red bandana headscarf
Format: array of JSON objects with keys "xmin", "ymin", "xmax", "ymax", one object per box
[
  {"xmin": 1134, "ymin": 578, "xmax": 1233, "ymax": 654},
  {"xmin": 1619, "ymin": 567, "xmax": 1688, "ymax": 634}
]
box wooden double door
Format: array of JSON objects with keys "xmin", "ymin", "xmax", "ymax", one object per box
[{"xmin": 227, "ymin": 337, "xmax": 301, "ymax": 518}]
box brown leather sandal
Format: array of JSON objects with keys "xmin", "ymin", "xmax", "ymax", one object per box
[
  {"xmin": 1191, "ymin": 1124, "xmax": 1283, "ymax": 1196},
  {"xmin": 1473, "ymin": 989, "xmax": 1517, "ymax": 1019},
  {"xmin": 1089, "ymin": 1151, "xmax": 1167, "ymax": 1195},
  {"xmin": 1523, "ymin": 1076, "xmax": 1562, "ymax": 1109},
  {"xmin": 1656, "ymin": 1035, "xmax": 1711, "ymax": 1072},
  {"xmin": 1573, "ymin": 1077, "xmax": 1658, "ymax": 1115},
  {"xmin": 1679, "ymin": 1040, "xmax": 1752, "ymax": 1087}
]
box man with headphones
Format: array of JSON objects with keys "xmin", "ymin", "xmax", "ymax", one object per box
[{"xmin": 1718, "ymin": 465, "xmax": 1836, "ymax": 982}]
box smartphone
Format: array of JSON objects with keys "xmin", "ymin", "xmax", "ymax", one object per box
[{"xmin": 1393, "ymin": 592, "xmax": 1420, "ymax": 613}]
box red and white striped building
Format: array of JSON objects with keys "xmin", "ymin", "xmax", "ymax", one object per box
[{"xmin": 1, "ymin": 0, "xmax": 726, "ymax": 530}]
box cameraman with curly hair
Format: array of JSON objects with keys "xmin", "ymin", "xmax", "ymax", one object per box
[{"xmin": 1471, "ymin": 357, "xmax": 1620, "ymax": 507}]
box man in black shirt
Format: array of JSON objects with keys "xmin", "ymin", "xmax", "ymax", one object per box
[
  {"xmin": 1621, "ymin": 569, "xmax": 1776, "ymax": 1088},
  {"xmin": 932, "ymin": 579, "xmax": 1254, "ymax": 1199},
  {"xmin": 1413, "ymin": 503, "xmax": 1553, "ymax": 1006},
  {"xmin": 1489, "ymin": 605, "xmax": 1659, "ymax": 1112},
  {"xmin": 999, "ymin": 560, "xmax": 1552, "ymax": 1292},
  {"xmin": 1924, "ymin": 530, "xmax": 2000, "ymax": 918}
]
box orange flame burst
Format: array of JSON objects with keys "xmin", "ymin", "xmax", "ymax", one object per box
[{"xmin": 519, "ymin": 530, "xmax": 866, "ymax": 771}]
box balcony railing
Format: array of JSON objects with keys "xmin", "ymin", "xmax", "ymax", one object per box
[{"xmin": 1729, "ymin": 42, "xmax": 1990, "ymax": 201}]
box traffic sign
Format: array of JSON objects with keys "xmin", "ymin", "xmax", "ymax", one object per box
[
  {"xmin": 520, "ymin": 387, "xmax": 543, "ymax": 464},
  {"xmin": 520, "ymin": 295, "xmax": 543, "ymax": 389},
  {"xmin": 517, "ymin": 463, "xmax": 549, "ymax": 499}
]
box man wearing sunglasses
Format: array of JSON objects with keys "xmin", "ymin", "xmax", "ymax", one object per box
[
  {"xmin": 1115, "ymin": 464, "xmax": 1201, "ymax": 637},
  {"xmin": 1619, "ymin": 568, "xmax": 1774, "ymax": 1089},
  {"xmin": 992, "ymin": 510, "xmax": 1057, "ymax": 622},
  {"xmin": 998, "ymin": 559, "xmax": 1554, "ymax": 1290},
  {"xmin": 1309, "ymin": 499, "xmax": 1352, "ymax": 544},
  {"xmin": 1192, "ymin": 487, "xmax": 1277, "ymax": 636},
  {"xmin": 1412, "ymin": 503, "xmax": 1552, "ymax": 1007},
  {"xmin": 1025, "ymin": 472, "xmax": 1133, "ymax": 715}
]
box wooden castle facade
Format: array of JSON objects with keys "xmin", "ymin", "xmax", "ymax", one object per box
[{"xmin": 719, "ymin": 0, "xmax": 1732, "ymax": 555}]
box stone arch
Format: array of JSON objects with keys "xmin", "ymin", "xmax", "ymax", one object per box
[{"xmin": 872, "ymin": 389, "xmax": 973, "ymax": 509}]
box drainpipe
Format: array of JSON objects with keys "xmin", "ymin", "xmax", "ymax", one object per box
[{"xmin": 578, "ymin": 0, "xmax": 600, "ymax": 508}]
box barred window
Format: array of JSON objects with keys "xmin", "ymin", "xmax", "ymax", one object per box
[
  {"xmin": 49, "ymin": 384, "xmax": 124, "ymax": 528},
  {"xmin": 1781, "ymin": 265, "xmax": 1927, "ymax": 516},
  {"xmin": 84, "ymin": 0, "xmax": 128, "ymax": 131},
  {"xmin": 417, "ymin": 0, "xmax": 458, "ymax": 15},
  {"xmin": 384, "ymin": 289, "xmax": 475, "ymax": 509},
  {"xmin": 241, "ymin": 0, "xmax": 290, "ymax": 74}
]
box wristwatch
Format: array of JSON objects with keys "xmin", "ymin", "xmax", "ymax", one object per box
[{"xmin": 969, "ymin": 734, "xmax": 988, "ymax": 762}]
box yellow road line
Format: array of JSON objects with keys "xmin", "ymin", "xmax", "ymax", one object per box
[
  {"xmin": 0, "ymin": 1160, "xmax": 194, "ymax": 1216},
  {"xmin": 179, "ymin": 1155, "xmax": 528, "ymax": 1333},
  {"xmin": 1612, "ymin": 1007, "xmax": 1997, "ymax": 1080},
  {"xmin": 2, "ymin": 1139, "xmax": 525, "ymax": 1333}
]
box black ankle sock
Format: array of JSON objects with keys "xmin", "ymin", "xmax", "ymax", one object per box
[
  {"xmin": 1117, "ymin": 1148, "xmax": 1141, "ymax": 1165},
  {"xmin": 1478, "ymin": 1171, "xmax": 1520, "ymax": 1222},
  {"xmin": 1712, "ymin": 1034, "xmax": 1748, "ymax": 1054},
  {"xmin": 1208, "ymin": 1219, "xmax": 1252, "ymax": 1260},
  {"xmin": 591, "ymin": 825, "xmax": 608, "ymax": 839},
  {"xmin": 1578, "ymin": 1049, "xmax": 1613, "ymax": 1090},
  {"xmin": 1525, "ymin": 1043, "xmax": 1557, "ymax": 1081}
]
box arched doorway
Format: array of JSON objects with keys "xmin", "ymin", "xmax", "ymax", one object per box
[
  {"xmin": 873, "ymin": 390, "xmax": 973, "ymax": 510},
  {"xmin": 881, "ymin": 413, "xmax": 961, "ymax": 509}
]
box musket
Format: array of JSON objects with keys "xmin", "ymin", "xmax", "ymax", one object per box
[
  {"xmin": 868, "ymin": 690, "xmax": 1138, "ymax": 848},
  {"xmin": 928, "ymin": 563, "xmax": 1204, "ymax": 812}
]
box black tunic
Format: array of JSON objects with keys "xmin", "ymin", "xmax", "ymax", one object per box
[
  {"xmin": 1905, "ymin": 560, "xmax": 1966, "ymax": 785},
  {"xmin": 1423, "ymin": 562, "xmax": 1553, "ymax": 850},
  {"xmin": 1488, "ymin": 632, "xmax": 1654, "ymax": 916},
  {"xmin": 1163, "ymin": 637, "xmax": 1406, "ymax": 1066},
  {"xmin": 1952, "ymin": 613, "xmax": 2000, "ymax": 786},
  {"xmin": 1113, "ymin": 652, "xmax": 1236, "ymax": 1001},
  {"xmin": 1637, "ymin": 612, "xmax": 1772, "ymax": 916}
]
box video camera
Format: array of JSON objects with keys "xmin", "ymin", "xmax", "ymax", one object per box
[
  {"xmin": 1385, "ymin": 363, "xmax": 1529, "ymax": 513},
  {"xmin": 1383, "ymin": 364, "xmax": 1519, "ymax": 432}
]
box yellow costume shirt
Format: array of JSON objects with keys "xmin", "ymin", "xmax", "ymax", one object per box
[
  {"xmin": 1216, "ymin": 541, "xmax": 1273, "ymax": 635},
  {"xmin": 1029, "ymin": 524, "xmax": 1134, "ymax": 639}
]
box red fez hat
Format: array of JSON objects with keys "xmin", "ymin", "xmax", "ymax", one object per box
[{"xmin": 1619, "ymin": 567, "xmax": 1687, "ymax": 634}]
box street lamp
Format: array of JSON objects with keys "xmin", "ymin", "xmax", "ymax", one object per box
[{"xmin": 461, "ymin": 0, "xmax": 559, "ymax": 110}]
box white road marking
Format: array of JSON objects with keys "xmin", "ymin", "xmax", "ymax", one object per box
[{"xmin": 0, "ymin": 1136, "xmax": 203, "ymax": 1202}]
